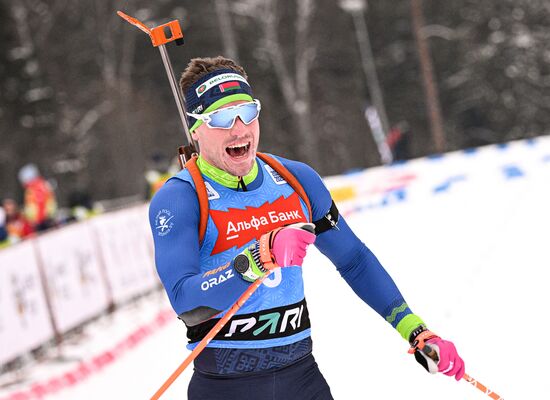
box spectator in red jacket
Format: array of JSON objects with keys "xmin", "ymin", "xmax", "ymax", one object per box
[
  {"xmin": 18, "ymin": 164, "xmax": 57, "ymax": 232},
  {"xmin": 2, "ymin": 198, "xmax": 34, "ymax": 242}
]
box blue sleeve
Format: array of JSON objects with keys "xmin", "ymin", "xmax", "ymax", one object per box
[
  {"xmin": 279, "ymin": 157, "xmax": 413, "ymax": 328},
  {"xmin": 149, "ymin": 179, "xmax": 249, "ymax": 319}
]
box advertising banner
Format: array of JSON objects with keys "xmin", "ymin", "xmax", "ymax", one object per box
[
  {"xmin": 36, "ymin": 223, "xmax": 110, "ymax": 334},
  {"xmin": 0, "ymin": 241, "xmax": 54, "ymax": 365},
  {"xmin": 91, "ymin": 206, "xmax": 157, "ymax": 304}
]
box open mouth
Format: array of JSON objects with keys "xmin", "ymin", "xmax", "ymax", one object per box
[{"xmin": 226, "ymin": 142, "xmax": 251, "ymax": 158}]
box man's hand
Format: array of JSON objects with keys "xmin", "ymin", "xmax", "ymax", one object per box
[
  {"xmin": 408, "ymin": 327, "xmax": 465, "ymax": 381},
  {"xmin": 270, "ymin": 222, "xmax": 316, "ymax": 267},
  {"xmin": 232, "ymin": 223, "xmax": 316, "ymax": 282}
]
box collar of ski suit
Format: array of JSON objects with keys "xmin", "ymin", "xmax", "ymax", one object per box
[{"xmin": 196, "ymin": 155, "xmax": 258, "ymax": 188}]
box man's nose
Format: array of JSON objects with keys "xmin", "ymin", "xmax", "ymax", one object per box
[{"xmin": 230, "ymin": 117, "xmax": 248, "ymax": 136}]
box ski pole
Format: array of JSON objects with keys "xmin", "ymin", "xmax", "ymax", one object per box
[
  {"xmin": 420, "ymin": 345, "xmax": 503, "ymax": 399},
  {"xmin": 462, "ymin": 373, "xmax": 504, "ymax": 399},
  {"xmin": 117, "ymin": 11, "xmax": 198, "ymax": 165},
  {"xmin": 150, "ymin": 271, "xmax": 272, "ymax": 400}
]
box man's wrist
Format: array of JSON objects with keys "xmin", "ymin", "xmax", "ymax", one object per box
[
  {"xmin": 232, "ymin": 243, "xmax": 268, "ymax": 282},
  {"xmin": 396, "ymin": 313, "xmax": 426, "ymax": 341},
  {"xmin": 408, "ymin": 327, "xmax": 440, "ymax": 354},
  {"xmin": 408, "ymin": 324, "xmax": 428, "ymax": 344}
]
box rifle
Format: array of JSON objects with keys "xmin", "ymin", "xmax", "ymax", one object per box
[{"xmin": 117, "ymin": 11, "xmax": 198, "ymax": 167}]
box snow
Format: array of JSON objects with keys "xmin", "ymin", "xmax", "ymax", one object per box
[{"xmin": 2, "ymin": 138, "xmax": 550, "ymax": 399}]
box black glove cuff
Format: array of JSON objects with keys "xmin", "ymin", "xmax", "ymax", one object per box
[{"xmin": 408, "ymin": 324, "xmax": 428, "ymax": 345}]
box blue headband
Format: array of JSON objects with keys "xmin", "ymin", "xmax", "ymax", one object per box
[{"xmin": 184, "ymin": 68, "xmax": 254, "ymax": 132}]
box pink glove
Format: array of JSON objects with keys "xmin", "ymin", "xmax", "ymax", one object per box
[
  {"xmin": 409, "ymin": 329, "xmax": 465, "ymax": 381},
  {"xmin": 233, "ymin": 223, "xmax": 316, "ymax": 283},
  {"xmin": 270, "ymin": 223, "xmax": 316, "ymax": 267}
]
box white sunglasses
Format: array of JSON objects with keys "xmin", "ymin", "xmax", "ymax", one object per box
[{"xmin": 187, "ymin": 100, "xmax": 261, "ymax": 131}]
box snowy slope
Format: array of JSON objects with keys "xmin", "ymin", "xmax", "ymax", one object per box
[{"xmin": 2, "ymin": 137, "xmax": 549, "ymax": 399}]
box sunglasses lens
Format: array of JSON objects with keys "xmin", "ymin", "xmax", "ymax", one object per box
[
  {"xmin": 208, "ymin": 102, "xmax": 260, "ymax": 129},
  {"xmin": 235, "ymin": 102, "xmax": 260, "ymax": 124}
]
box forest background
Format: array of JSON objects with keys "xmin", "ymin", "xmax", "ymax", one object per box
[{"xmin": 1, "ymin": 0, "xmax": 548, "ymax": 204}]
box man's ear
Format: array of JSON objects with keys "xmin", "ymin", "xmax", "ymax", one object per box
[{"xmin": 191, "ymin": 130, "xmax": 199, "ymax": 141}]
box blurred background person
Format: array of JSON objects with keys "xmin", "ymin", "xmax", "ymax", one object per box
[
  {"xmin": 386, "ymin": 121, "xmax": 411, "ymax": 162},
  {"xmin": 0, "ymin": 204, "xmax": 8, "ymax": 248},
  {"xmin": 17, "ymin": 164, "xmax": 58, "ymax": 232},
  {"xmin": 67, "ymin": 189, "xmax": 97, "ymax": 222},
  {"xmin": 2, "ymin": 198, "xmax": 34, "ymax": 243},
  {"xmin": 144, "ymin": 153, "xmax": 180, "ymax": 200}
]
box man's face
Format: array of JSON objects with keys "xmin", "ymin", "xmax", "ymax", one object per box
[{"xmin": 192, "ymin": 100, "xmax": 260, "ymax": 177}]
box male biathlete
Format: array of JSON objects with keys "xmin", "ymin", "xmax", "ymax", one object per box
[{"xmin": 149, "ymin": 56, "xmax": 464, "ymax": 400}]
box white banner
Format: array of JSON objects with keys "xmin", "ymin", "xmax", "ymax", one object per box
[
  {"xmin": 133, "ymin": 204, "xmax": 156, "ymax": 269},
  {"xmin": 90, "ymin": 205, "xmax": 157, "ymax": 304},
  {"xmin": 325, "ymin": 135, "xmax": 550, "ymax": 214},
  {"xmin": 35, "ymin": 222, "xmax": 110, "ymax": 334},
  {"xmin": 0, "ymin": 241, "xmax": 54, "ymax": 365}
]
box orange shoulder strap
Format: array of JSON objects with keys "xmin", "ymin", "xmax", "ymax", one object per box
[
  {"xmin": 256, "ymin": 152, "xmax": 313, "ymax": 222},
  {"xmin": 187, "ymin": 153, "xmax": 313, "ymax": 244},
  {"xmin": 184, "ymin": 155, "xmax": 209, "ymax": 244}
]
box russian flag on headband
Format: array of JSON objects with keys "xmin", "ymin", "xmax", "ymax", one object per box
[{"xmin": 219, "ymin": 81, "xmax": 241, "ymax": 93}]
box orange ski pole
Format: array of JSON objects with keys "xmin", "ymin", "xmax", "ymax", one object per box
[
  {"xmin": 462, "ymin": 373, "xmax": 504, "ymax": 399},
  {"xmin": 150, "ymin": 272, "xmax": 271, "ymax": 400},
  {"xmin": 415, "ymin": 345, "xmax": 503, "ymax": 399}
]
